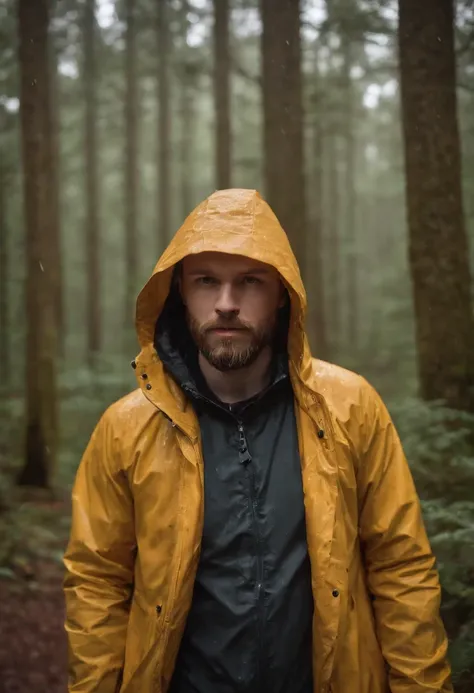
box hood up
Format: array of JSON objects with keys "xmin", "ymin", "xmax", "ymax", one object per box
[{"xmin": 133, "ymin": 189, "xmax": 319, "ymax": 433}]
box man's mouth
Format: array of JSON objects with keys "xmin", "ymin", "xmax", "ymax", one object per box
[{"xmin": 208, "ymin": 327, "xmax": 247, "ymax": 335}]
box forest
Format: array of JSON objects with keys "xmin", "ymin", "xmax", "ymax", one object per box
[{"xmin": 0, "ymin": 0, "xmax": 474, "ymax": 690}]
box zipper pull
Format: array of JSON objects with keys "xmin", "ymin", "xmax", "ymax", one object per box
[
  {"xmin": 239, "ymin": 449, "xmax": 252, "ymax": 466},
  {"xmin": 237, "ymin": 421, "xmax": 252, "ymax": 465}
]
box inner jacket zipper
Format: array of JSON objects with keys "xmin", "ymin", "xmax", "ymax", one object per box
[
  {"xmin": 238, "ymin": 419, "xmax": 265, "ymax": 693},
  {"xmin": 181, "ymin": 376, "xmax": 288, "ymax": 692}
]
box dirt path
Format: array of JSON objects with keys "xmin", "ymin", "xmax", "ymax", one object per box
[{"xmin": 0, "ymin": 561, "xmax": 67, "ymax": 693}]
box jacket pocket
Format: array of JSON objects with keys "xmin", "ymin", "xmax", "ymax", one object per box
[{"xmin": 121, "ymin": 590, "xmax": 159, "ymax": 690}]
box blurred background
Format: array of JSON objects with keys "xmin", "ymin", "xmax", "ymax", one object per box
[{"xmin": 1, "ymin": 0, "xmax": 474, "ymax": 690}]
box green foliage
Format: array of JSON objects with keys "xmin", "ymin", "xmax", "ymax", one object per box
[
  {"xmin": 0, "ymin": 363, "xmax": 132, "ymax": 580},
  {"xmin": 390, "ymin": 398, "xmax": 474, "ymax": 682},
  {"xmin": 58, "ymin": 356, "xmax": 135, "ymax": 487}
]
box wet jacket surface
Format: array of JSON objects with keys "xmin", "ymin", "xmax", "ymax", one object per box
[
  {"xmin": 154, "ymin": 301, "xmax": 313, "ymax": 693},
  {"xmin": 64, "ymin": 188, "xmax": 453, "ymax": 693}
]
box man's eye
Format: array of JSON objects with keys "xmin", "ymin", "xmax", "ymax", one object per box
[
  {"xmin": 196, "ymin": 276, "xmax": 216, "ymax": 285},
  {"xmin": 243, "ymin": 276, "xmax": 262, "ymax": 285}
]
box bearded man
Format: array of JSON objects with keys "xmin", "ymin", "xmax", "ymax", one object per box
[{"xmin": 64, "ymin": 189, "xmax": 452, "ymax": 693}]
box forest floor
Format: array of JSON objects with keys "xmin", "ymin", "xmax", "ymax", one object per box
[
  {"xmin": 0, "ymin": 378, "xmax": 127, "ymax": 693},
  {"xmin": 0, "ymin": 494, "xmax": 70, "ymax": 693}
]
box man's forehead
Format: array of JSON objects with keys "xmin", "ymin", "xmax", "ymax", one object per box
[{"xmin": 182, "ymin": 252, "xmax": 274, "ymax": 275}]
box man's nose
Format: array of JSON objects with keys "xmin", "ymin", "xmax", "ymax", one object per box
[{"xmin": 215, "ymin": 284, "xmax": 240, "ymax": 315}]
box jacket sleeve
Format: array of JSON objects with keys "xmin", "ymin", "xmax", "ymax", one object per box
[
  {"xmin": 357, "ymin": 380, "xmax": 453, "ymax": 693},
  {"xmin": 63, "ymin": 407, "xmax": 136, "ymax": 693}
]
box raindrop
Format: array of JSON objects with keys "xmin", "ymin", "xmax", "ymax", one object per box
[{"xmin": 39, "ymin": 261, "xmax": 44, "ymax": 272}]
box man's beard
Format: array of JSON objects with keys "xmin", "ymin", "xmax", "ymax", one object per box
[{"xmin": 187, "ymin": 314, "xmax": 276, "ymax": 372}]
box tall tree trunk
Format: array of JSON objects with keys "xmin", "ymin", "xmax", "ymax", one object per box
[
  {"xmin": 260, "ymin": 0, "xmax": 307, "ymax": 270},
  {"xmin": 0, "ymin": 108, "xmax": 7, "ymax": 391},
  {"xmin": 157, "ymin": 0, "xmax": 171, "ymax": 248},
  {"xmin": 306, "ymin": 57, "xmax": 329, "ymax": 360},
  {"xmin": 398, "ymin": 0, "xmax": 474, "ymax": 411},
  {"xmin": 358, "ymin": 133, "xmax": 377, "ymax": 352},
  {"xmin": 325, "ymin": 132, "xmax": 341, "ymax": 358},
  {"xmin": 124, "ymin": 0, "xmax": 139, "ymax": 346},
  {"xmin": 307, "ymin": 117, "xmax": 329, "ymax": 360},
  {"xmin": 213, "ymin": 0, "xmax": 231, "ymax": 189},
  {"xmin": 49, "ymin": 39, "xmax": 64, "ymax": 359},
  {"xmin": 17, "ymin": 0, "xmax": 58, "ymax": 487},
  {"xmin": 179, "ymin": 0, "xmax": 194, "ymax": 217},
  {"xmin": 341, "ymin": 37, "xmax": 357, "ymax": 350},
  {"xmin": 84, "ymin": 0, "xmax": 101, "ymax": 368}
]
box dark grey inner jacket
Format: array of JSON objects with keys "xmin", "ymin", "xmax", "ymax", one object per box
[{"xmin": 155, "ymin": 289, "xmax": 314, "ymax": 693}]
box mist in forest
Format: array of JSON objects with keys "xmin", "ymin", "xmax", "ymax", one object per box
[{"xmin": 1, "ymin": 0, "xmax": 474, "ymax": 690}]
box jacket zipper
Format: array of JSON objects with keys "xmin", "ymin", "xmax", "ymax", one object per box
[
  {"xmin": 238, "ymin": 420, "xmax": 265, "ymax": 692},
  {"xmin": 182, "ymin": 383, "xmax": 285, "ymax": 690}
]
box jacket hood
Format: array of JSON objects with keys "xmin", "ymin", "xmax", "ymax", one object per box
[
  {"xmin": 136, "ymin": 188, "xmax": 313, "ymax": 381},
  {"xmin": 132, "ymin": 189, "xmax": 320, "ymax": 435}
]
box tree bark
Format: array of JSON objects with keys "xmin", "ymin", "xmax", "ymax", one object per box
[
  {"xmin": 124, "ymin": 0, "xmax": 139, "ymax": 342},
  {"xmin": 306, "ymin": 56, "xmax": 329, "ymax": 360},
  {"xmin": 179, "ymin": 0, "xmax": 194, "ymax": 218},
  {"xmin": 158, "ymin": 0, "xmax": 171, "ymax": 249},
  {"xmin": 84, "ymin": 0, "xmax": 101, "ymax": 367},
  {"xmin": 17, "ymin": 0, "xmax": 58, "ymax": 487},
  {"xmin": 213, "ymin": 0, "xmax": 231, "ymax": 189},
  {"xmin": 307, "ymin": 119, "xmax": 329, "ymax": 360},
  {"xmin": 398, "ymin": 0, "xmax": 474, "ymax": 411},
  {"xmin": 260, "ymin": 0, "xmax": 307, "ymax": 270},
  {"xmin": 48, "ymin": 38, "xmax": 64, "ymax": 359},
  {"xmin": 0, "ymin": 108, "xmax": 7, "ymax": 391},
  {"xmin": 341, "ymin": 38, "xmax": 357, "ymax": 350},
  {"xmin": 325, "ymin": 132, "xmax": 341, "ymax": 358}
]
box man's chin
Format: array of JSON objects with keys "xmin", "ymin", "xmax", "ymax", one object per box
[
  {"xmin": 201, "ymin": 347, "xmax": 257, "ymax": 372},
  {"xmin": 208, "ymin": 361, "xmax": 243, "ymax": 373}
]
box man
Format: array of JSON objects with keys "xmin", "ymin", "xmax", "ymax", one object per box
[{"xmin": 64, "ymin": 189, "xmax": 452, "ymax": 693}]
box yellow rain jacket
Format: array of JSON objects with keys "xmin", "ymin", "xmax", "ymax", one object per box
[{"xmin": 64, "ymin": 189, "xmax": 452, "ymax": 693}]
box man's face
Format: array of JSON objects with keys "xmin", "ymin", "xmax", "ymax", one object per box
[{"xmin": 180, "ymin": 252, "xmax": 285, "ymax": 371}]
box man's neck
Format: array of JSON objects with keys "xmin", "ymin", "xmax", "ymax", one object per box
[{"xmin": 198, "ymin": 347, "xmax": 273, "ymax": 404}]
